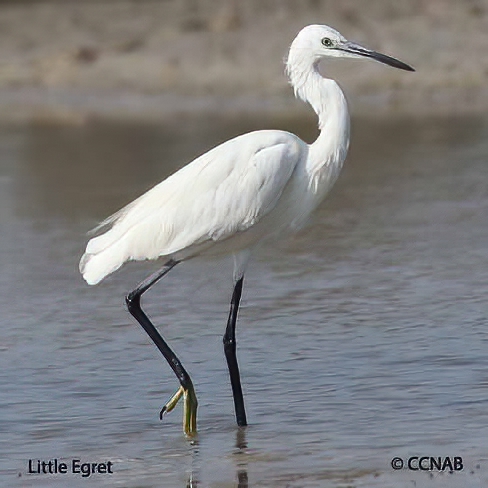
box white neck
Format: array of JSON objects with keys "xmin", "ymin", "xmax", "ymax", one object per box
[{"xmin": 287, "ymin": 58, "xmax": 350, "ymax": 192}]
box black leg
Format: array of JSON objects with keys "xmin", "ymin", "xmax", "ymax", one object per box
[
  {"xmin": 223, "ymin": 276, "xmax": 248, "ymax": 426},
  {"xmin": 125, "ymin": 259, "xmax": 197, "ymax": 434}
]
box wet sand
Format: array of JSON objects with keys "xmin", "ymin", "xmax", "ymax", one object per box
[{"xmin": 0, "ymin": 0, "xmax": 487, "ymax": 123}]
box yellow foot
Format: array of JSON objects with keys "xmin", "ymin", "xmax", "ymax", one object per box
[{"xmin": 160, "ymin": 384, "xmax": 198, "ymax": 436}]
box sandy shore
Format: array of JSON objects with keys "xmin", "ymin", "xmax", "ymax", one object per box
[{"xmin": 0, "ymin": 0, "xmax": 487, "ymax": 123}]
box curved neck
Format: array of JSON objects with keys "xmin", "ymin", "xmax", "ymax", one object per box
[
  {"xmin": 294, "ymin": 66, "xmax": 346, "ymax": 125},
  {"xmin": 288, "ymin": 61, "xmax": 350, "ymax": 182}
]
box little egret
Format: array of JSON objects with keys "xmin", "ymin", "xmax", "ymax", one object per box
[{"xmin": 80, "ymin": 24, "xmax": 414, "ymax": 435}]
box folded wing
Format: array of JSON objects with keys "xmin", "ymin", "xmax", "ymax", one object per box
[{"xmin": 80, "ymin": 130, "xmax": 303, "ymax": 285}]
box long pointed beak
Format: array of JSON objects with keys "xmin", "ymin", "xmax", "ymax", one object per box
[{"xmin": 340, "ymin": 41, "xmax": 415, "ymax": 72}]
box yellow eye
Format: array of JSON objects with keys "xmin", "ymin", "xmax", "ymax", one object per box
[{"xmin": 321, "ymin": 37, "xmax": 333, "ymax": 47}]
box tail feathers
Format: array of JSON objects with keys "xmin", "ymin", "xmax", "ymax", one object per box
[
  {"xmin": 85, "ymin": 225, "xmax": 126, "ymax": 255},
  {"xmin": 80, "ymin": 230, "xmax": 129, "ymax": 285},
  {"xmin": 80, "ymin": 248, "xmax": 126, "ymax": 285}
]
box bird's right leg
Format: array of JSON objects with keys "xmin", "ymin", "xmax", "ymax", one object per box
[{"xmin": 125, "ymin": 259, "xmax": 197, "ymax": 436}]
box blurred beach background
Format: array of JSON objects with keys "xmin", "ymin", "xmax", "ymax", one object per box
[
  {"xmin": 0, "ymin": 0, "xmax": 487, "ymax": 122},
  {"xmin": 2, "ymin": 2, "xmax": 488, "ymax": 488}
]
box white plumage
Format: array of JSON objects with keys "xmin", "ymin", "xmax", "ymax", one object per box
[
  {"xmin": 81, "ymin": 131, "xmax": 303, "ymax": 284},
  {"xmin": 80, "ymin": 25, "xmax": 413, "ymax": 286},
  {"xmin": 79, "ymin": 24, "xmax": 413, "ymax": 435},
  {"xmin": 80, "ymin": 22, "xmax": 415, "ymax": 286}
]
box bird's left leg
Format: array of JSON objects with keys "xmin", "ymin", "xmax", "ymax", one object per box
[
  {"xmin": 223, "ymin": 274, "xmax": 248, "ymax": 427},
  {"xmin": 125, "ymin": 259, "xmax": 197, "ymax": 436}
]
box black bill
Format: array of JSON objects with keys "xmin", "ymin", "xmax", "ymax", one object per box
[{"xmin": 341, "ymin": 41, "xmax": 415, "ymax": 72}]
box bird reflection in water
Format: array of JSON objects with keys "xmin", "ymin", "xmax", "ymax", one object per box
[
  {"xmin": 185, "ymin": 428, "xmax": 249, "ymax": 487},
  {"xmin": 235, "ymin": 427, "xmax": 249, "ymax": 488}
]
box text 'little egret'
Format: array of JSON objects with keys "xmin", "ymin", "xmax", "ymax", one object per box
[{"xmin": 80, "ymin": 24, "xmax": 414, "ymax": 436}]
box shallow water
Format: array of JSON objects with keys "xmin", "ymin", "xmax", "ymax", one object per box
[{"xmin": 1, "ymin": 113, "xmax": 488, "ymax": 487}]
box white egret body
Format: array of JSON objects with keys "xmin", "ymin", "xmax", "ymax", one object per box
[{"xmin": 80, "ymin": 25, "xmax": 413, "ymax": 435}]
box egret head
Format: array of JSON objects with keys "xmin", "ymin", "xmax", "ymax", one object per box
[{"xmin": 287, "ymin": 24, "xmax": 414, "ymax": 73}]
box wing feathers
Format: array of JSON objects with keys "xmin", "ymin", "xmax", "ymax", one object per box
[{"xmin": 80, "ymin": 131, "xmax": 303, "ymax": 284}]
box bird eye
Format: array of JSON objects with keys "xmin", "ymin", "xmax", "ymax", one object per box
[{"xmin": 321, "ymin": 37, "xmax": 333, "ymax": 47}]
